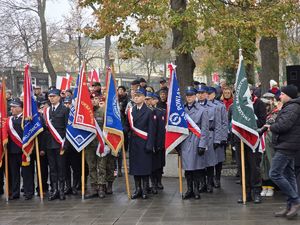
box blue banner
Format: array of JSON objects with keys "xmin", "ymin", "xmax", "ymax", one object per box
[
  {"xmin": 23, "ymin": 94, "xmax": 43, "ymax": 146},
  {"xmin": 166, "ymin": 68, "xmax": 188, "ymax": 133}
]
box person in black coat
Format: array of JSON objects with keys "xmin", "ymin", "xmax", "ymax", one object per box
[
  {"xmin": 7, "ymin": 99, "xmax": 34, "ymax": 200},
  {"xmin": 268, "ymin": 85, "xmax": 300, "ymax": 219},
  {"xmin": 295, "ymin": 151, "xmax": 300, "ymax": 196},
  {"xmin": 125, "ymin": 87, "xmax": 155, "ymax": 199},
  {"xmin": 44, "ymin": 89, "xmax": 69, "ymax": 201},
  {"xmin": 237, "ymin": 88, "xmax": 267, "ymax": 204},
  {"xmin": 117, "ymin": 86, "xmax": 129, "ymax": 176},
  {"xmin": 150, "ymin": 93, "xmax": 166, "ymax": 193}
]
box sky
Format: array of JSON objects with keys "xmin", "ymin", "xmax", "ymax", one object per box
[{"xmin": 46, "ymin": 0, "xmax": 71, "ymax": 22}]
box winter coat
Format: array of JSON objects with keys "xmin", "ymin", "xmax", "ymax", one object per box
[
  {"xmin": 181, "ymin": 102, "xmax": 209, "ymax": 171},
  {"xmin": 270, "ymin": 98, "xmax": 300, "ymax": 155},
  {"xmin": 125, "ymin": 103, "xmax": 155, "ymax": 176}
]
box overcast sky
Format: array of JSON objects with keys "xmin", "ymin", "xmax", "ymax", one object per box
[{"xmin": 46, "ymin": 0, "xmax": 71, "ymax": 22}]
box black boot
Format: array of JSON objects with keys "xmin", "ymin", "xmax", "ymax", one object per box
[
  {"xmin": 237, "ymin": 191, "xmax": 253, "ymax": 203},
  {"xmin": 64, "ymin": 179, "xmax": 72, "ymax": 195},
  {"xmin": 142, "ymin": 176, "xmax": 149, "ymax": 199},
  {"xmin": 106, "ymin": 182, "xmax": 113, "ymax": 195},
  {"xmin": 98, "ymin": 184, "xmax": 106, "ymax": 198},
  {"xmin": 193, "ymin": 180, "xmax": 201, "ymax": 199},
  {"xmin": 117, "ymin": 156, "xmax": 123, "ymax": 177},
  {"xmin": 157, "ymin": 173, "xmax": 164, "ymax": 190},
  {"xmin": 131, "ymin": 176, "xmax": 142, "ymax": 199},
  {"xmin": 214, "ymin": 163, "xmax": 222, "ymax": 188},
  {"xmin": 207, "ymin": 176, "xmax": 214, "ymax": 193},
  {"xmin": 71, "ymin": 177, "xmax": 79, "ymax": 195},
  {"xmin": 48, "ymin": 182, "xmax": 59, "ymax": 201},
  {"xmin": 183, "ymin": 172, "xmax": 194, "ymax": 199},
  {"xmin": 253, "ymin": 188, "xmax": 262, "ymax": 204},
  {"xmin": 59, "ymin": 181, "xmax": 66, "ymax": 200},
  {"xmin": 85, "ymin": 184, "xmax": 98, "ymax": 199},
  {"xmin": 150, "ymin": 175, "xmax": 158, "ymax": 195}
]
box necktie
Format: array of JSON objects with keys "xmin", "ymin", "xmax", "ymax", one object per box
[{"xmin": 52, "ymin": 107, "xmax": 55, "ymax": 112}]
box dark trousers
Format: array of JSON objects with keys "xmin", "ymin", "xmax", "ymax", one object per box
[
  {"xmin": 8, "ymin": 153, "xmax": 22, "ymax": 197},
  {"xmin": 65, "ymin": 147, "xmax": 81, "ymax": 188},
  {"xmin": 47, "ymin": 148, "xmax": 66, "ymax": 188},
  {"xmin": 270, "ymin": 151, "xmax": 300, "ymax": 205},
  {"xmin": 21, "ymin": 162, "xmax": 34, "ymax": 197},
  {"xmin": 296, "ymin": 166, "xmax": 300, "ymax": 196},
  {"xmin": 236, "ymin": 146, "xmax": 262, "ymax": 190},
  {"xmin": 0, "ymin": 161, "xmax": 4, "ymax": 194}
]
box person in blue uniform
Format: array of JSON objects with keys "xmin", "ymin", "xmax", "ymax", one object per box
[{"xmin": 125, "ymin": 87, "xmax": 155, "ymax": 199}]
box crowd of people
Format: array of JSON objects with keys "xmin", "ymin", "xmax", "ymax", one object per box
[{"xmin": 1, "ymin": 77, "xmax": 300, "ymax": 219}]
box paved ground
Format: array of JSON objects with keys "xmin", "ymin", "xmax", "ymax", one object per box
[{"xmin": 0, "ymin": 176, "xmax": 298, "ymax": 225}]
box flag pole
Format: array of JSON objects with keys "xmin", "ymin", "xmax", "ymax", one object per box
[
  {"xmin": 4, "ymin": 147, "xmax": 9, "ymax": 202},
  {"xmin": 122, "ymin": 144, "xmax": 131, "ymax": 199},
  {"xmin": 178, "ymin": 155, "xmax": 183, "ymax": 198},
  {"xmin": 240, "ymin": 140, "xmax": 246, "ymax": 204},
  {"xmin": 81, "ymin": 149, "xmax": 85, "ymax": 200},
  {"xmin": 35, "ymin": 138, "xmax": 43, "ymax": 201}
]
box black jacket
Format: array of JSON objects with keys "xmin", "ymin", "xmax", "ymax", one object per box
[
  {"xmin": 7, "ymin": 115, "xmax": 23, "ymax": 154},
  {"xmin": 45, "ymin": 103, "xmax": 69, "ymax": 150},
  {"xmin": 270, "ymin": 98, "xmax": 300, "ymax": 154},
  {"xmin": 253, "ymin": 97, "xmax": 267, "ymax": 128}
]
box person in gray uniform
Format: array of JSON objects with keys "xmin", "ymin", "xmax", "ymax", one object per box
[
  {"xmin": 180, "ymin": 86, "xmax": 209, "ymax": 200},
  {"xmin": 207, "ymin": 87, "xmax": 228, "ymax": 188},
  {"xmin": 196, "ymin": 85, "xmax": 220, "ymax": 193}
]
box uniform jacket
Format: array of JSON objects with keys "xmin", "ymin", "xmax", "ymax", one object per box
[
  {"xmin": 181, "ymin": 102, "xmax": 209, "ymax": 171},
  {"xmin": 7, "ymin": 115, "xmax": 23, "ymax": 154},
  {"xmin": 152, "ymin": 107, "xmax": 166, "ymax": 171},
  {"xmin": 126, "ymin": 103, "xmax": 155, "ymax": 176},
  {"xmin": 270, "ymin": 98, "xmax": 300, "ymax": 154},
  {"xmin": 45, "ymin": 103, "xmax": 69, "ymax": 150}
]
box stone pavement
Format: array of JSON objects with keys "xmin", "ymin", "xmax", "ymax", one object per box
[{"xmin": 0, "ymin": 176, "xmax": 298, "ymax": 225}]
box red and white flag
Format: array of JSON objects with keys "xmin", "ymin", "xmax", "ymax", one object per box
[{"xmin": 73, "ymin": 64, "xmax": 96, "ymax": 133}]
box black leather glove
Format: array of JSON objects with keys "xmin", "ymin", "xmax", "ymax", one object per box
[
  {"xmin": 213, "ymin": 143, "xmax": 221, "ymax": 149},
  {"xmin": 175, "ymin": 146, "xmax": 181, "ymax": 156},
  {"xmin": 220, "ymin": 140, "xmax": 227, "ymax": 146},
  {"xmin": 257, "ymin": 126, "xmax": 268, "ymax": 136},
  {"xmin": 197, "ymin": 147, "xmax": 206, "ymax": 156}
]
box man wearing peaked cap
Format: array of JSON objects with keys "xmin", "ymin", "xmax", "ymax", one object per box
[
  {"xmin": 179, "ymin": 86, "xmax": 209, "ymax": 200},
  {"xmin": 125, "ymin": 85, "xmax": 155, "ymax": 200},
  {"xmin": 145, "ymin": 92, "xmax": 153, "ymax": 108},
  {"xmin": 207, "ymin": 86, "xmax": 228, "ymax": 189},
  {"xmin": 45, "ymin": 87, "xmax": 70, "ymax": 201}
]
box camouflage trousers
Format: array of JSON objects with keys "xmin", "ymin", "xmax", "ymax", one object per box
[{"xmin": 85, "ymin": 147, "xmax": 116, "ymax": 185}]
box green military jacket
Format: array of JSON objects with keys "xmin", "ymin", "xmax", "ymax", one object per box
[{"xmin": 90, "ymin": 105, "xmax": 105, "ymax": 147}]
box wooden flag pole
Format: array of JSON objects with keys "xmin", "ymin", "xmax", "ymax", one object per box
[
  {"xmin": 4, "ymin": 147, "xmax": 9, "ymax": 202},
  {"xmin": 178, "ymin": 155, "xmax": 183, "ymax": 198},
  {"xmin": 122, "ymin": 144, "xmax": 131, "ymax": 199},
  {"xmin": 35, "ymin": 138, "xmax": 43, "ymax": 201},
  {"xmin": 240, "ymin": 140, "xmax": 246, "ymax": 204},
  {"xmin": 82, "ymin": 149, "xmax": 85, "ymax": 200}
]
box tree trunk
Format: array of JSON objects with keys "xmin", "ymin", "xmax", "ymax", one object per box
[
  {"xmin": 104, "ymin": 35, "xmax": 111, "ymax": 69},
  {"xmin": 259, "ymin": 37, "xmax": 279, "ymax": 94},
  {"xmin": 37, "ymin": 0, "xmax": 56, "ymax": 85},
  {"xmin": 170, "ymin": 0, "xmax": 195, "ymax": 91},
  {"xmin": 245, "ymin": 61, "xmax": 255, "ymax": 85}
]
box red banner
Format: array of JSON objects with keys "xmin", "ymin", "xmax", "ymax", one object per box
[
  {"xmin": 73, "ymin": 64, "xmax": 96, "ymax": 133},
  {"xmin": 0, "ymin": 79, "xmax": 8, "ymax": 167}
]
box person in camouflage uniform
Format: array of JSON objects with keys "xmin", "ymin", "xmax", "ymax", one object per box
[{"xmin": 85, "ymin": 92, "xmax": 116, "ymax": 199}]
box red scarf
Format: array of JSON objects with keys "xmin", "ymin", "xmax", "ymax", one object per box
[{"xmin": 222, "ymin": 98, "xmax": 233, "ymax": 111}]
